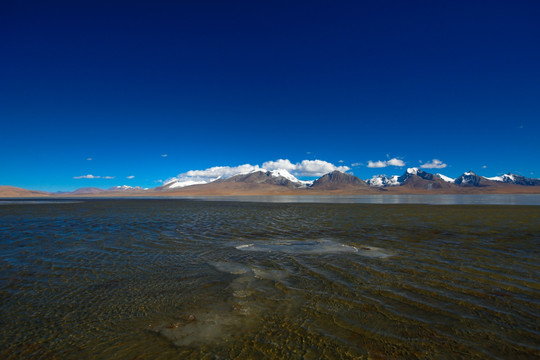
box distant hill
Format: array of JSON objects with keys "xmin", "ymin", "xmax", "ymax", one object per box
[
  {"xmin": 69, "ymin": 187, "xmax": 110, "ymax": 195},
  {"xmin": 310, "ymin": 171, "xmax": 368, "ymax": 190},
  {"xmin": 0, "ymin": 186, "xmax": 50, "ymax": 197}
]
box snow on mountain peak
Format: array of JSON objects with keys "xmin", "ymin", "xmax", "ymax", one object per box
[
  {"xmin": 406, "ymin": 167, "xmax": 420, "ymax": 175},
  {"xmin": 238, "ymin": 168, "xmax": 313, "ymax": 186},
  {"xmin": 115, "ymin": 185, "xmax": 133, "ymax": 190},
  {"xmin": 267, "ymin": 168, "xmax": 313, "ymax": 186},
  {"xmin": 436, "ymin": 174, "xmax": 455, "ymax": 183},
  {"xmin": 162, "ymin": 177, "xmax": 218, "ymax": 189},
  {"xmin": 367, "ymin": 175, "xmax": 400, "ymax": 187},
  {"xmin": 269, "ymin": 169, "xmax": 303, "ymax": 183}
]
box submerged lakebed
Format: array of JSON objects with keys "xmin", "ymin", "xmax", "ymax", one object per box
[{"xmin": 1, "ymin": 198, "xmax": 539, "ymax": 359}]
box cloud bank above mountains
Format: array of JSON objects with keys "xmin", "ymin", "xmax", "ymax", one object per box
[
  {"xmin": 165, "ymin": 159, "xmax": 350, "ymax": 185},
  {"xmin": 73, "ymin": 157, "xmax": 453, "ymax": 189},
  {"xmin": 262, "ymin": 159, "xmax": 350, "ymax": 176}
]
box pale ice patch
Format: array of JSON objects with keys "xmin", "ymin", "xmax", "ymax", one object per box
[
  {"xmin": 234, "ymin": 239, "xmax": 391, "ymax": 257},
  {"xmin": 354, "ymin": 245, "xmax": 392, "ymax": 258}
]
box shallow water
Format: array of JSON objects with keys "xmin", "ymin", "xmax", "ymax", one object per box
[{"xmin": 1, "ymin": 199, "xmax": 539, "ymax": 359}]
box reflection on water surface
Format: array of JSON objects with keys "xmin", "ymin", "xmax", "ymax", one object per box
[{"xmin": 1, "ymin": 199, "xmax": 539, "ymax": 359}]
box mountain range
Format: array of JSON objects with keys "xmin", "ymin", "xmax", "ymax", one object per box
[{"xmin": 1, "ymin": 168, "xmax": 539, "ymax": 197}]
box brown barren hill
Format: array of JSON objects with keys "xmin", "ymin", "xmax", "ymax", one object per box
[{"xmin": 0, "ymin": 186, "xmax": 50, "ymax": 198}]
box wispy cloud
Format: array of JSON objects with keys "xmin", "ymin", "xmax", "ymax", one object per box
[
  {"xmin": 127, "ymin": 175, "xmax": 135, "ymax": 179},
  {"xmin": 367, "ymin": 158, "xmax": 405, "ymax": 168},
  {"xmin": 420, "ymin": 159, "xmax": 447, "ymax": 169},
  {"xmin": 86, "ymin": 158, "xmax": 92, "ymax": 161},
  {"xmin": 74, "ymin": 174, "xmax": 98, "ymax": 179},
  {"xmin": 161, "ymin": 154, "xmax": 168, "ymax": 158},
  {"xmin": 73, "ymin": 174, "xmax": 115, "ymax": 179},
  {"xmin": 351, "ymin": 162, "xmax": 363, "ymax": 167}
]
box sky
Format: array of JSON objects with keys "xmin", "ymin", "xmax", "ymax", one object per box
[{"xmin": 1, "ymin": 0, "xmax": 539, "ymax": 191}]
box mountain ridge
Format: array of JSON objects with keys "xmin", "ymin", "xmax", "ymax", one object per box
[{"xmin": 2, "ymin": 169, "xmax": 539, "ymax": 197}]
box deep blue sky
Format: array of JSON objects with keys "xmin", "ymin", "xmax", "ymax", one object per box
[{"xmin": 1, "ymin": 1, "xmax": 539, "ymax": 191}]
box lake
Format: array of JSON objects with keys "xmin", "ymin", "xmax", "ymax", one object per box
[{"xmin": 1, "ymin": 197, "xmax": 539, "ymax": 359}]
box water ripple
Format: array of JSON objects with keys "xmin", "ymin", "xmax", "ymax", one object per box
[{"xmin": 1, "ymin": 200, "xmax": 539, "ymax": 359}]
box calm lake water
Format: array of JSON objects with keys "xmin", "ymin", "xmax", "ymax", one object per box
[{"xmin": 1, "ymin": 198, "xmax": 539, "ymax": 359}]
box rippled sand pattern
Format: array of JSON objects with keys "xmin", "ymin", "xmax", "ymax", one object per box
[{"xmin": 1, "ymin": 200, "xmax": 539, "ymax": 359}]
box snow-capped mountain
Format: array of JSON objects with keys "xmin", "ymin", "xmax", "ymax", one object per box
[
  {"xmin": 398, "ymin": 168, "xmax": 434, "ymax": 183},
  {"xmin": 395, "ymin": 168, "xmax": 453, "ymax": 189},
  {"xmin": 486, "ymin": 173, "xmax": 540, "ymax": 186},
  {"xmin": 220, "ymin": 169, "xmax": 312, "ymax": 188},
  {"xmin": 454, "ymin": 171, "xmax": 492, "ymax": 187},
  {"xmin": 265, "ymin": 169, "xmax": 313, "ymax": 187},
  {"xmin": 158, "ymin": 168, "xmax": 312, "ymax": 191},
  {"xmin": 366, "ymin": 175, "xmax": 400, "ymax": 187},
  {"xmin": 152, "ymin": 167, "xmax": 540, "ymax": 194}
]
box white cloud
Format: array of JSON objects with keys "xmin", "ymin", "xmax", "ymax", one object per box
[
  {"xmin": 263, "ymin": 159, "xmax": 349, "ymax": 177},
  {"xmin": 185, "ymin": 164, "xmax": 261, "ymax": 179},
  {"xmin": 338, "ymin": 160, "xmax": 344, "ymax": 163},
  {"xmin": 74, "ymin": 174, "xmax": 98, "ymax": 179},
  {"xmin": 297, "ymin": 160, "xmax": 350, "ymax": 176},
  {"xmin": 482, "ymin": 165, "xmax": 487, "ymax": 169},
  {"xmin": 86, "ymin": 158, "xmax": 92, "ymax": 161},
  {"xmin": 261, "ymin": 159, "xmax": 296, "ymax": 171},
  {"xmin": 351, "ymin": 162, "xmax": 363, "ymax": 167},
  {"xmin": 127, "ymin": 175, "xmax": 135, "ymax": 179},
  {"xmin": 386, "ymin": 158, "xmax": 405, "ymax": 167},
  {"xmin": 420, "ymin": 159, "xmax": 448, "ymax": 169},
  {"xmin": 161, "ymin": 154, "xmax": 168, "ymax": 157},
  {"xmin": 73, "ymin": 174, "xmax": 115, "ymax": 179},
  {"xmin": 367, "ymin": 160, "xmax": 387, "ymax": 168},
  {"xmin": 367, "ymin": 158, "xmax": 405, "ymax": 168},
  {"xmin": 165, "ymin": 164, "xmax": 261, "ymax": 185}
]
